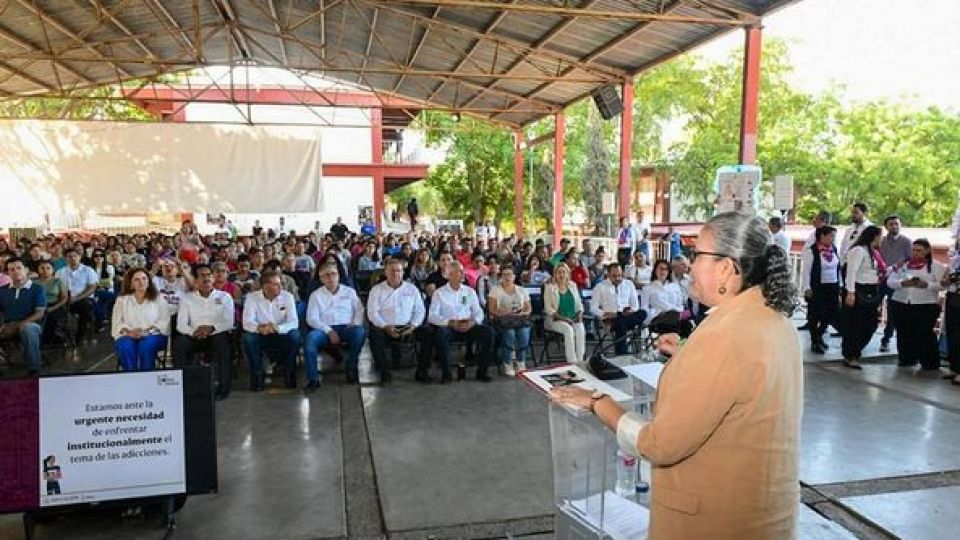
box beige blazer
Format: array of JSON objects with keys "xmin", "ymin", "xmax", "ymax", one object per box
[
  {"xmin": 638, "ymin": 286, "xmax": 803, "ymax": 539},
  {"xmin": 543, "ymin": 281, "xmax": 583, "ymax": 317}
]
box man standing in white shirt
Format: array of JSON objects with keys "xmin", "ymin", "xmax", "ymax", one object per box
[
  {"xmin": 633, "ymin": 210, "xmax": 652, "ymax": 261},
  {"xmin": 590, "ymin": 263, "xmax": 647, "ymax": 355},
  {"xmin": 839, "ymin": 202, "xmax": 873, "ymax": 263},
  {"xmin": 802, "ymin": 211, "xmax": 832, "ymax": 249},
  {"xmin": 55, "ymin": 248, "xmax": 98, "ymax": 342},
  {"xmin": 768, "ymin": 216, "xmax": 792, "ymax": 254},
  {"xmin": 176, "ymin": 264, "xmax": 235, "ymax": 399},
  {"xmin": 367, "ymin": 259, "xmax": 427, "ymax": 384},
  {"xmin": 428, "ymin": 261, "xmax": 495, "ymax": 383},
  {"xmin": 305, "ymin": 263, "xmax": 366, "ymax": 389},
  {"xmin": 242, "ymin": 270, "xmax": 301, "ymax": 391}
]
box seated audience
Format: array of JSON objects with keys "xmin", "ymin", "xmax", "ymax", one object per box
[
  {"xmin": 305, "ymin": 263, "xmax": 366, "ymax": 387},
  {"xmin": 55, "ymin": 248, "xmax": 98, "ymax": 342},
  {"xmin": 544, "ymin": 263, "xmax": 586, "ymax": 364},
  {"xmin": 176, "ymin": 264, "xmax": 235, "ymax": 399},
  {"xmin": 0, "ymin": 258, "xmax": 46, "ymax": 375},
  {"xmin": 427, "ymin": 262, "xmax": 495, "ymax": 383},
  {"xmin": 35, "ymin": 260, "xmax": 68, "ymax": 345},
  {"xmin": 487, "ymin": 266, "xmax": 532, "ymax": 376},
  {"xmin": 111, "ymin": 268, "xmax": 169, "ymax": 371},
  {"xmin": 367, "ymin": 259, "xmax": 428, "ymax": 384},
  {"xmin": 590, "ymin": 263, "xmax": 647, "ymax": 354},
  {"xmin": 242, "ymin": 271, "xmax": 300, "ymax": 391}
]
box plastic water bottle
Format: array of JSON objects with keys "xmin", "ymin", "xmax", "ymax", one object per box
[
  {"xmin": 635, "ymin": 480, "xmax": 650, "ymax": 506},
  {"xmin": 615, "ymin": 450, "xmax": 637, "ymax": 498}
]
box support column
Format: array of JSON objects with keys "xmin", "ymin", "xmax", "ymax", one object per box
[
  {"xmin": 618, "ymin": 79, "xmax": 634, "ymax": 220},
  {"xmin": 371, "ymin": 107, "xmax": 385, "ymax": 229},
  {"xmin": 514, "ymin": 129, "xmax": 525, "ymax": 238},
  {"xmin": 553, "ymin": 112, "xmax": 565, "ymax": 251},
  {"xmin": 739, "ymin": 25, "xmax": 762, "ymax": 165}
]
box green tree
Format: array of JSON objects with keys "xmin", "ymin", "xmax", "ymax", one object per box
[{"xmin": 0, "ymin": 85, "xmax": 156, "ymax": 120}]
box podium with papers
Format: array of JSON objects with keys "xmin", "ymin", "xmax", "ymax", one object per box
[{"xmin": 522, "ymin": 362, "xmax": 657, "ymax": 539}]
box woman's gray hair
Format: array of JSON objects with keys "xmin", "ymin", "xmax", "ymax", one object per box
[{"xmin": 705, "ymin": 212, "xmax": 797, "ymax": 316}]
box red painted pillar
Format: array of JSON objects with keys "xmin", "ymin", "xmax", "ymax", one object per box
[
  {"xmin": 514, "ymin": 129, "xmax": 525, "ymax": 238},
  {"xmin": 618, "ymin": 79, "xmax": 634, "ymax": 221},
  {"xmin": 371, "ymin": 107, "xmax": 385, "ymax": 229},
  {"xmin": 553, "ymin": 111, "xmax": 565, "ymax": 251},
  {"xmin": 739, "ymin": 25, "xmax": 762, "ymax": 165}
]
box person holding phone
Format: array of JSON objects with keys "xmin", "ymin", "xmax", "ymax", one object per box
[
  {"xmin": 887, "ymin": 239, "xmax": 944, "ymax": 370},
  {"xmin": 367, "ymin": 258, "xmax": 427, "ymax": 384}
]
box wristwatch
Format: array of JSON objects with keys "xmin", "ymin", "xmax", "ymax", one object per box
[{"xmin": 588, "ymin": 390, "xmax": 608, "ymax": 414}]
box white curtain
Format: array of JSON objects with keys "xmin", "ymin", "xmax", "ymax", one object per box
[{"xmin": 0, "ymin": 119, "xmax": 322, "ymax": 225}]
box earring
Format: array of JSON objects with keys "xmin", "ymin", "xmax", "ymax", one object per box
[{"xmin": 718, "ymin": 284, "xmax": 727, "ymax": 295}]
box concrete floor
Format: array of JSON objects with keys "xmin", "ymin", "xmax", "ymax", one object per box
[{"xmin": 2, "ymin": 322, "xmax": 959, "ymax": 539}]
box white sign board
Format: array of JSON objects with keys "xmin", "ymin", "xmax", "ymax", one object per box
[
  {"xmin": 38, "ymin": 372, "xmax": 186, "ymax": 507},
  {"xmin": 715, "ymin": 165, "xmax": 762, "ymax": 215},
  {"xmin": 601, "ymin": 192, "xmax": 616, "ymax": 215},
  {"xmin": 773, "ymin": 175, "xmax": 795, "ymax": 211}
]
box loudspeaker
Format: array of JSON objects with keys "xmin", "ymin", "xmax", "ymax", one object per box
[{"xmin": 591, "ymin": 85, "xmax": 623, "ymax": 120}]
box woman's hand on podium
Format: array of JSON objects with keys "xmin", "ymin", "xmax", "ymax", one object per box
[
  {"xmin": 656, "ymin": 333, "xmax": 681, "ymax": 358},
  {"xmin": 550, "ymin": 387, "xmax": 594, "ymax": 410}
]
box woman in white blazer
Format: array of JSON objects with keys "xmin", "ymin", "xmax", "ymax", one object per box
[
  {"xmin": 112, "ymin": 268, "xmax": 171, "ymax": 371},
  {"xmin": 544, "ymin": 263, "xmax": 586, "ymax": 364}
]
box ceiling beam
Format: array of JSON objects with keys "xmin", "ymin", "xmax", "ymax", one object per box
[
  {"xmin": 0, "ymin": 23, "xmax": 95, "ymax": 85},
  {"xmin": 13, "ymin": 0, "xmax": 134, "ymax": 78},
  {"xmin": 493, "ymin": 0, "xmax": 688, "ymax": 119},
  {"xmin": 265, "ymin": 0, "xmax": 288, "ymax": 65},
  {"xmin": 386, "ymin": 0, "xmax": 747, "ymax": 26},
  {"xmin": 358, "ymin": 7, "xmax": 378, "ymax": 84},
  {"xmin": 362, "ymin": 0, "xmax": 624, "ymax": 80},
  {"xmin": 79, "ymin": 0, "xmax": 157, "ymax": 59},
  {"xmin": 461, "ymin": 0, "xmax": 600, "ymax": 110},
  {"xmin": 391, "ymin": 5, "xmax": 441, "ymax": 94},
  {"xmin": 423, "ymin": 2, "xmax": 512, "ymax": 102},
  {"xmin": 209, "ymin": 0, "xmax": 250, "ymax": 58},
  {"xmin": 0, "ymin": 58, "xmax": 56, "ymax": 91},
  {"xmin": 143, "ymin": 0, "xmax": 200, "ymax": 60}
]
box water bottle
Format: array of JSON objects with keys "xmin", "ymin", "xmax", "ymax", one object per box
[
  {"xmin": 635, "ymin": 480, "xmax": 650, "ymax": 506},
  {"xmin": 615, "ymin": 450, "xmax": 637, "ymax": 498}
]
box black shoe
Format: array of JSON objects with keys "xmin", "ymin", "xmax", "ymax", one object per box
[
  {"xmin": 440, "ymin": 373, "xmax": 453, "ymax": 384},
  {"xmin": 215, "ymin": 392, "xmax": 228, "ymax": 401},
  {"xmin": 477, "ymin": 373, "xmax": 492, "ymax": 383},
  {"xmin": 811, "ymin": 343, "xmax": 825, "ymax": 355},
  {"xmin": 303, "ymin": 380, "xmax": 321, "ymax": 393},
  {"xmin": 843, "ymin": 359, "xmax": 863, "ymax": 370},
  {"xmin": 380, "ymin": 372, "xmax": 393, "ymax": 385},
  {"xmin": 880, "ymin": 340, "xmax": 890, "ymax": 353},
  {"xmin": 285, "ymin": 377, "xmax": 297, "ymax": 389},
  {"xmin": 345, "ymin": 372, "xmax": 358, "ymax": 385},
  {"xmin": 414, "ymin": 370, "xmax": 433, "ymax": 384},
  {"xmin": 798, "ymin": 323, "xmax": 810, "ymax": 331}
]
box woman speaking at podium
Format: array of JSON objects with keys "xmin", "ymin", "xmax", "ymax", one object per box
[{"xmin": 552, "ymin": 212, "xmax": 802, "ymax": 539}]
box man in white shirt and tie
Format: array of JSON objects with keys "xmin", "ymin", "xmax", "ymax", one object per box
[
  {"xmin": 839, "ymin": 202, "xmax": 873, "ymax": 263},
  {"xmin": 590, "ymin": 263, "xmax": 647, "ymax": 355},
  {"xmin": 55, "ymin": 248, "xmax": 98, "ymax": 342},
  {"xmin": 176, "ymin": 264, "xmax": 235, "ymax": 399},
  {"xmin": 367, "ymin": 259, "xmax": 427, "ymax": 384},
  {"xmin": 242, "ymin": 270, "xmax": 301, "ymax": 391},
  {"xmin": 305, "ymin": 263, "xmax": 366, "ymax": 389},
  {"xmin": 428, "ymin": 261, "xmax": 495, "ymax": 383}
]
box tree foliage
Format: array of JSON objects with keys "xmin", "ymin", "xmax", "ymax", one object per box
[{"xmin": 0, "ymin": 85, "xmax": 155, "ymax": 120}]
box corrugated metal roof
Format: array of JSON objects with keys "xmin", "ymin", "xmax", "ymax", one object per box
[{"xmin": 0, "ymin": 0, "xmax": 800, "ymax": 126}]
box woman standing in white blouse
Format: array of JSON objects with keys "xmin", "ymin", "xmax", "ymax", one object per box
[
  {"xmin": 887, "ymin": 239, "xmax": 944, "ymax": 370},
  {"xmin": 112, "ymin": 268, "xmax": 170, "ymax": 371},
  {"xmin": 801, "ymin": 226, "xmax": 841, "ymax": 355},
  {"xmin": 841, "ymin": 225, "xmax": 884, "ymax": 369}
]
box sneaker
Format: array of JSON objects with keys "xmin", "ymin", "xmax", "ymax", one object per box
[
  {"xmin": 504, "ymin": 363, "xmax": 516, "ymax": 377},
  {"xmin": 516, "ymin": 361, "xmax": 526, "ymax": 373},
  {"xmin": 265, "ymin": 362, "xmax": 275, "ymax": 375},
  {"xmin": 879, "ymin": 340, "xmax": 890, "ymax": 353},
  {"xmin": 811, "ymin": 343, "xmax": 825, "ymax": 355}
]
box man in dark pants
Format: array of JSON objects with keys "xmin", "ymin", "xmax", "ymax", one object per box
[
  {"xmin": 878, "ymin": 215, "xmax": 911, "ymax": 352},
  {"xmin": 242, "ymin": 271, "xmax": 301, "ymax": 391},
  {"xmin": 590, "ymin": 263, "xmax": 647, "ymax": 355},
  {"xmin": 176, "ymin": 265, "xmax": 235, "ymax": 400},
  {"xmin": 367, "ymin": 259, "xmax": 428, "ymax": 384},
  {"xmin": 427, "ymin": 262, "xmax": 495, "ymax": 383},
  {"xmin": 55, "ymin": 248, "xmax": 97, "ymax": 343}
]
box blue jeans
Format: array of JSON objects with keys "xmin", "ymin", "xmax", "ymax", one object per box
[
  {"xmin": 115, "ymin": 334, "xmax": 167, "ymax": 371},
  {"xmin": 94, "ymin": 290, "xmax": 116, "ymax": 326},
  {"xmin": 242, "ymin": 330, "xmax": 301, "ymax": 378},
  {"xmin": 17, "ymin": 322, "xmax": 42, "ymax": 372},
  {"xmin": 498, "ymin": 326, "xmax": 531, "ymax": 365},
  {"xmin": 305, "ymin": 325, "xmax": 366, "ymax": 382}
]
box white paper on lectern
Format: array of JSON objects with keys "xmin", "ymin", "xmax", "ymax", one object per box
[
  {"xmin": 622, "ymin": 363, "xmax": 665, "ymax": 390},
  {"xmin": 521, "ymin": 364, "xmax": 632, "ymax": 403},
  {"xmin": 565, "ymin": 490, "xmax": 649, "ymax": 540}
]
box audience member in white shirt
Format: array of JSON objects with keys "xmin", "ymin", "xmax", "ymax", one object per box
[
  {"xmin": 305, "ymin": 263, "xmax": 366, "ymax": 388},
  {"xmin": 768, "ymin": 216, "xmax": 792, "ymax": 254},
  {"xmin": 802, "ymin": 210, "xmax": 833, "ymax": 250},
  {"xmin": 839, "ymin": 202, "xmax": 873, "ymax": 263},
  {"xmin": 887, "ymin": 239, "xmax": 945, "ymax": 370},
  {"xmin": 624, "ymin": 251, "xmax": 652, "ymax": 289},
  {"xmin": 111, "ymin": 268, "xmax": 170, "ymax": 371},
  {"xmin": 840, "ymin": 225, "xmax": 882, "ymax": 369},
  {"xmin": 590, "ymin": 263, "xmax": 647, "ymax": 354},
  {"xmin": 645, "ymin": 260, "xmax": 694, "ymax": 337},
  {"xmin": 428, "ymin": 261, "xmax": 495, "ymax": 383},
  {"xmin": 176, "ymin": 264, "xmax": 235, "ymax": 399},
  {"xmin": 801, "ymin": 226, "xmax": 841, "ymax": 354},
  {"xmin": 55, "ymin": 248, "xmax": 98, "ymax": 342},
  {"xmin": 242, "ymin": 270, "xmax": 301, "ymax": 391},
  {"xmin": 367, "ymin": 259, "xmax": 427, "ymax": 384}
]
